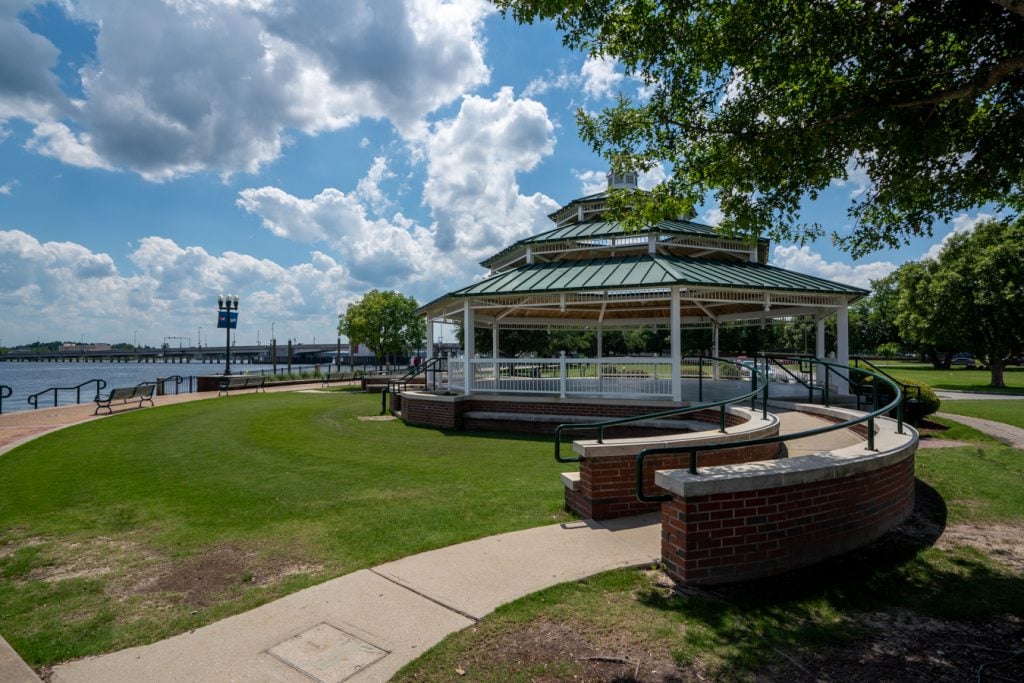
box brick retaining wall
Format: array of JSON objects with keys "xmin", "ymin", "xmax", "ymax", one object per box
[
  {"xmin": 572, "ymin": 442, "xmax": 783, "ymax": 519},
  {"xmin": 660, "ymin": 451, "xmax": 915, "ymax": 585}
]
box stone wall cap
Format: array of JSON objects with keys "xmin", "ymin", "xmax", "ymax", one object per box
[{"xmin": 655, "ymin": 420, "xmax": 919, "ymax": 497}]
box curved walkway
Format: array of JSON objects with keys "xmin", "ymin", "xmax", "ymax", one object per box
[{"xmin": 935, "ymin": 412, "xmax": 1024, "ymax": 449}]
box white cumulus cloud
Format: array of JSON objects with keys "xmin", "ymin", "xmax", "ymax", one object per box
[
  {"xmin": 422, "ymin": 87, "xmax": 558, "ymax": 255},
  {"xmin": 581, "ymin": 55, "xmax": 623, "ymax": 99},
  {"xmin": 0, "ymin": 227, "xmax": 357, "ymax": 344},
  {"xmin": 771, "ymin": 245, "xmax": 897, "ymax": 290},
  {"xmin": 922, "ymin": 212, "xmax": 995, "ymax": 261},
  {"xmin": 7, "ymin": 0, "xmax": 494, "ymax": 180}
]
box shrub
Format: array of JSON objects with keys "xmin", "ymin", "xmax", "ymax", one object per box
[
  {"xmin": 850, "ymin": 369, "xmax": 940, "ymax": 418},
  {"xmin": 891, "ymin": 375, "xmax": 940, "ymax": 417}
]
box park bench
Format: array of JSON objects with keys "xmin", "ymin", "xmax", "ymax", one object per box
[
  {"xmin": 218, "ymin": 375, "xmax": 266, "ymax": 396},
  {"xmin": 94, "ymin": 384, "xmax": 156, "ymax": 415},
  {"xmin": 321, "ymin": 371, "xmax": 359, "ymax": 387}
]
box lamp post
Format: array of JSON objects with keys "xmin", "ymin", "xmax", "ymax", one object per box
[
  {"xmin": 271, "ymin": 322, "xmax": 277, "ymax": 375},
  {"xmin": 217, "ymin": 294, "xmax": 239, "ymax": 375}
]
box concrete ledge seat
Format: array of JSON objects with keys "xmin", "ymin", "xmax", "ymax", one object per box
[
  {"xmin": 573, "ymin": 407, "xmax": 778, "ymax": 459},
  {"xmin": 461, "ymin": 410, "xmax": 705, "ymax": 431},
  {"xmin": 656, "ymin": 405, "xmax": 911, "ymax": 497},
  {"xmin": 560, "ymin": 471, "xmax": 580, "ymax": 492}
]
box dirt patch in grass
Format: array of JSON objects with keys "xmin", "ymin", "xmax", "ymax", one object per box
[
  {"xmin": 139, "ymin": 543, "xmax": 325, "ymax": 607},
  {"xmin": 15, "ymin": 535, "xmax": 160, "ymax": 585},
  {"xmin": 415, "ymin": 617, "xmax": 694, "ymax": 682},
  {"xmin": 938, "ymin": 522, "xmax": 1024, "ymax": 573},
  {"xmin": 769, "ymin": 610, "xmax": 1024, "ymax": 682}
]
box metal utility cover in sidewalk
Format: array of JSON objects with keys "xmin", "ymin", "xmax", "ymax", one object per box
[{"xmin": 268, "ymin": 623, "xmax": 388, "ymax": 683}]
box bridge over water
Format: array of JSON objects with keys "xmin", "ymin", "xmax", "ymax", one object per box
[{"xmin": 0, "ymin": 343, "xmax": 346, "ymax": 364}]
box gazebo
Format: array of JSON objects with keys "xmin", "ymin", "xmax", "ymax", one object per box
[{"xmin": 418, "ymin": 172, "xmax": 867, "ymax": 403}]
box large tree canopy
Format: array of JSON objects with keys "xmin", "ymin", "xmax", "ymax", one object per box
[
  {"xmin": 869, "ymin": 216, "xmax": 1024, "ymax": 385},
  {"xmin": 338, "ymin": 290, "xmax": 425, "ymax": 368},
  {"xmin": 496, "ymin": 0, "xmax": 1024, "ymax": 256}
]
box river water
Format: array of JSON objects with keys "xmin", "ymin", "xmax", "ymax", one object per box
[{"xmin": 0, "ymin": 361, "xmax": 327, "ymax": 414}]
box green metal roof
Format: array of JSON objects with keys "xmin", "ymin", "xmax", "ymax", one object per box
[
  {"xmin": 449, "ymin": 254, "xmax": 867, "ymax": 299},
  {"xmin": 481, "ymin": 218, "xmax": 765, "ymax": 268}
]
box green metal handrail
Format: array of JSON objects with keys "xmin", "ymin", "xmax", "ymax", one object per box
[
  {"xmin": 553, "ymin": 356, "xmax": 770, "ymax": 463},
  {"xmin": 850, "ymin": 356, "xmax": 923, "ymax": 406},
  {"xmin": 0, "ymin": 385, "xmax": 11, "ymax": 414},
  {"xmin": 26, "ymin": 378, "xmax": 108, "ymax": 409},
  {"xmin": 383, "ymin": 357, "xmax": 447, "ymax": 414},
  {"xmin": 635, "ymin": 358, "xmax": 905, "ymax": 503}
]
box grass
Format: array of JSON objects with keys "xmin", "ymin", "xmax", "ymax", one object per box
[
  {"xmin": 938, "ymin": 399, "xmax": 1024, "ymax": 430},
  {"xmin": 396, "ymin": 442, "xmax": 1024, "ymax": 681},
  {"xmin": 0, "ymin": 392, "xmax": 572, "ymax": 666},
  {"xmin": 871, "ymin": 361, "xmax": 1024, "ymax": 393}
]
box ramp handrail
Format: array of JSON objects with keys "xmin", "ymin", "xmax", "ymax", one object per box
[
  {"xmin": 382, "ymin": 357, "xmax": 447, "ymax": 414},
  {"xmin": 27, "ymin": 378, "xmax": 108, "ymax": 409},
  {"xmin": 635, "ymin": 358, "xmax": 904, "ymax": 503},
  {"xmin": 0, "ymin": 385, "xmax": 11, "ymax": 414},
  {"xmin": 553, "ymin": 356, "xmax": 771, "ymax": 463}
]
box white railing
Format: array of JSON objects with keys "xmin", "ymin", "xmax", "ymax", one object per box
[{"xmin": 444, "ymin": 356, "xmax": 676, "ymax": 399}]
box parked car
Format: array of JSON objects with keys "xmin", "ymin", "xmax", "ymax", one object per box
[
  {"xmin": 737, "ymin": 359, "xmax": 778, "ymax": 379},
  {"xmin": 950, "ymin": 354, "xmax": 975, "ymax": 368}
]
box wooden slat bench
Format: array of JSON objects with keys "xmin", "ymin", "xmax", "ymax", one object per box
[
  {"xmin": 321, "ymin": 371, "xmax": 359, "ymax": 387},
  {"xmin": 218, "ymin": 375, "xmax": 266, "ymax": 396},
  {"xmin": 94, "ymin": 384, "xmax": 156, "ymax": 415}
]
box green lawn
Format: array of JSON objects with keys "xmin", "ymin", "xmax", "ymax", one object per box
[
  {"xmin": 938, "ymin": 399, "xmax": 1024, "ymax": 429},
  {"xmin": 396, "ymin": 443, "xmax": 1024, "ymax": 681},
  {"xmin": 871, "ymin": 362, "xmax": 1024, "ymax": 393},
  {"xmin": 0, "ymin": 392, "xmax": 572, "ymax": 667}
]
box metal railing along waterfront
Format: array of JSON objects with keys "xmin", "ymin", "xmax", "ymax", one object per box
[
  {"xmin": 634, "ymin": 358, "xmax": 905, "ymax": 502},
  {"xmin": 553, "ymin": 356, "xmax": 769, "ymax": 463},
  {"xmin": 26, "ymin": 378, "xmax": 108, "ymax": 409},
  {"xmin": 0, "ymin": 385, "xmax": 11, "ymax": 414}
]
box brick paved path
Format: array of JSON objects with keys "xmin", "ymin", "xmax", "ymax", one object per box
[{"xmin": 935, "ymin": 412, "xmax": 1024, "ymax": 449}]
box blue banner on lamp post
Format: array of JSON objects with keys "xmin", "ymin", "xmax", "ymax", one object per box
[{"xmin": 216, "ymin": 311, "xmax": 238, "ymax": 329}]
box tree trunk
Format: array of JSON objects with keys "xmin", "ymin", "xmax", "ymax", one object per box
[
  {"xmin": 989, "ymin": 358, "xmax": 1006, "ymax": 388},
  {"xmin": 928, "ymin": 348, "xmax": 949, "ymax": 369}
]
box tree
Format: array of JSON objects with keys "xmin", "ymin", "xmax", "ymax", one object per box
[
  {"xmin": 929, "ymin": 216, "xmax": 1024, "ymax": 386},
  {"xmin": 874, "ymin": 216, "xmax": 1024, "ymax": 385},
  {"xmin": 871, "ymin": 262, "xmax": 963, "ymax": 368},
  {"xmin": 338, "ymin": 290, "xmax": 425, "ymax": 370},
  {"xmin": 496, "ymin": 1, "xmax": 1024, "ymax": 257}
]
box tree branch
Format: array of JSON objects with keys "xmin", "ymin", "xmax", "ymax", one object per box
[{"xmin": 892, "ymin": 55, "xmax": 1024, "ymax": 108}]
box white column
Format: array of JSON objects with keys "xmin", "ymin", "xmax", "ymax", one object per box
[
  {"xmin": 463, "ymin": 300, "xmax": 474, "ymax": 395},
  {"xmin": 559, "ymin": 350, "xmax": 567, "ymax": 398},
  {"xmin": 836, "ymin": 302, "xmax": 850, "ymax": 396},
  {"xmin": 712, "ymin": 322, "xmax": 720, "ymax": 381},
  {"xmin": 425, "ymin": 317, "xmax": 434, "ymax": 359},
  {"xmin": 671, "ymin": 286, "xmax": 682, "ymax": 402},
  {"xmin": 492, "ymin": 325, "xmax": 500, "ymax": 390},
  {"xmin": 815, "ymin": 316, "xmax": 826, "ymax": 359}
]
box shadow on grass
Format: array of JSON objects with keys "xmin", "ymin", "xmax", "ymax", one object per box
[{"xmin": 632, "ymin": 479, "xmax": 1024, "ymax": 673}]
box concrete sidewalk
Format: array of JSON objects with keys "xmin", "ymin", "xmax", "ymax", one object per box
[{"xmin": 49, "ymin": 515, "xmax": 660, "ymax": 682}]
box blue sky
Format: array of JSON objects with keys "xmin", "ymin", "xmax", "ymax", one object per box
[{"xmin": 0, "ymin": 0, "xmax": 990, "ymax": 347}]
